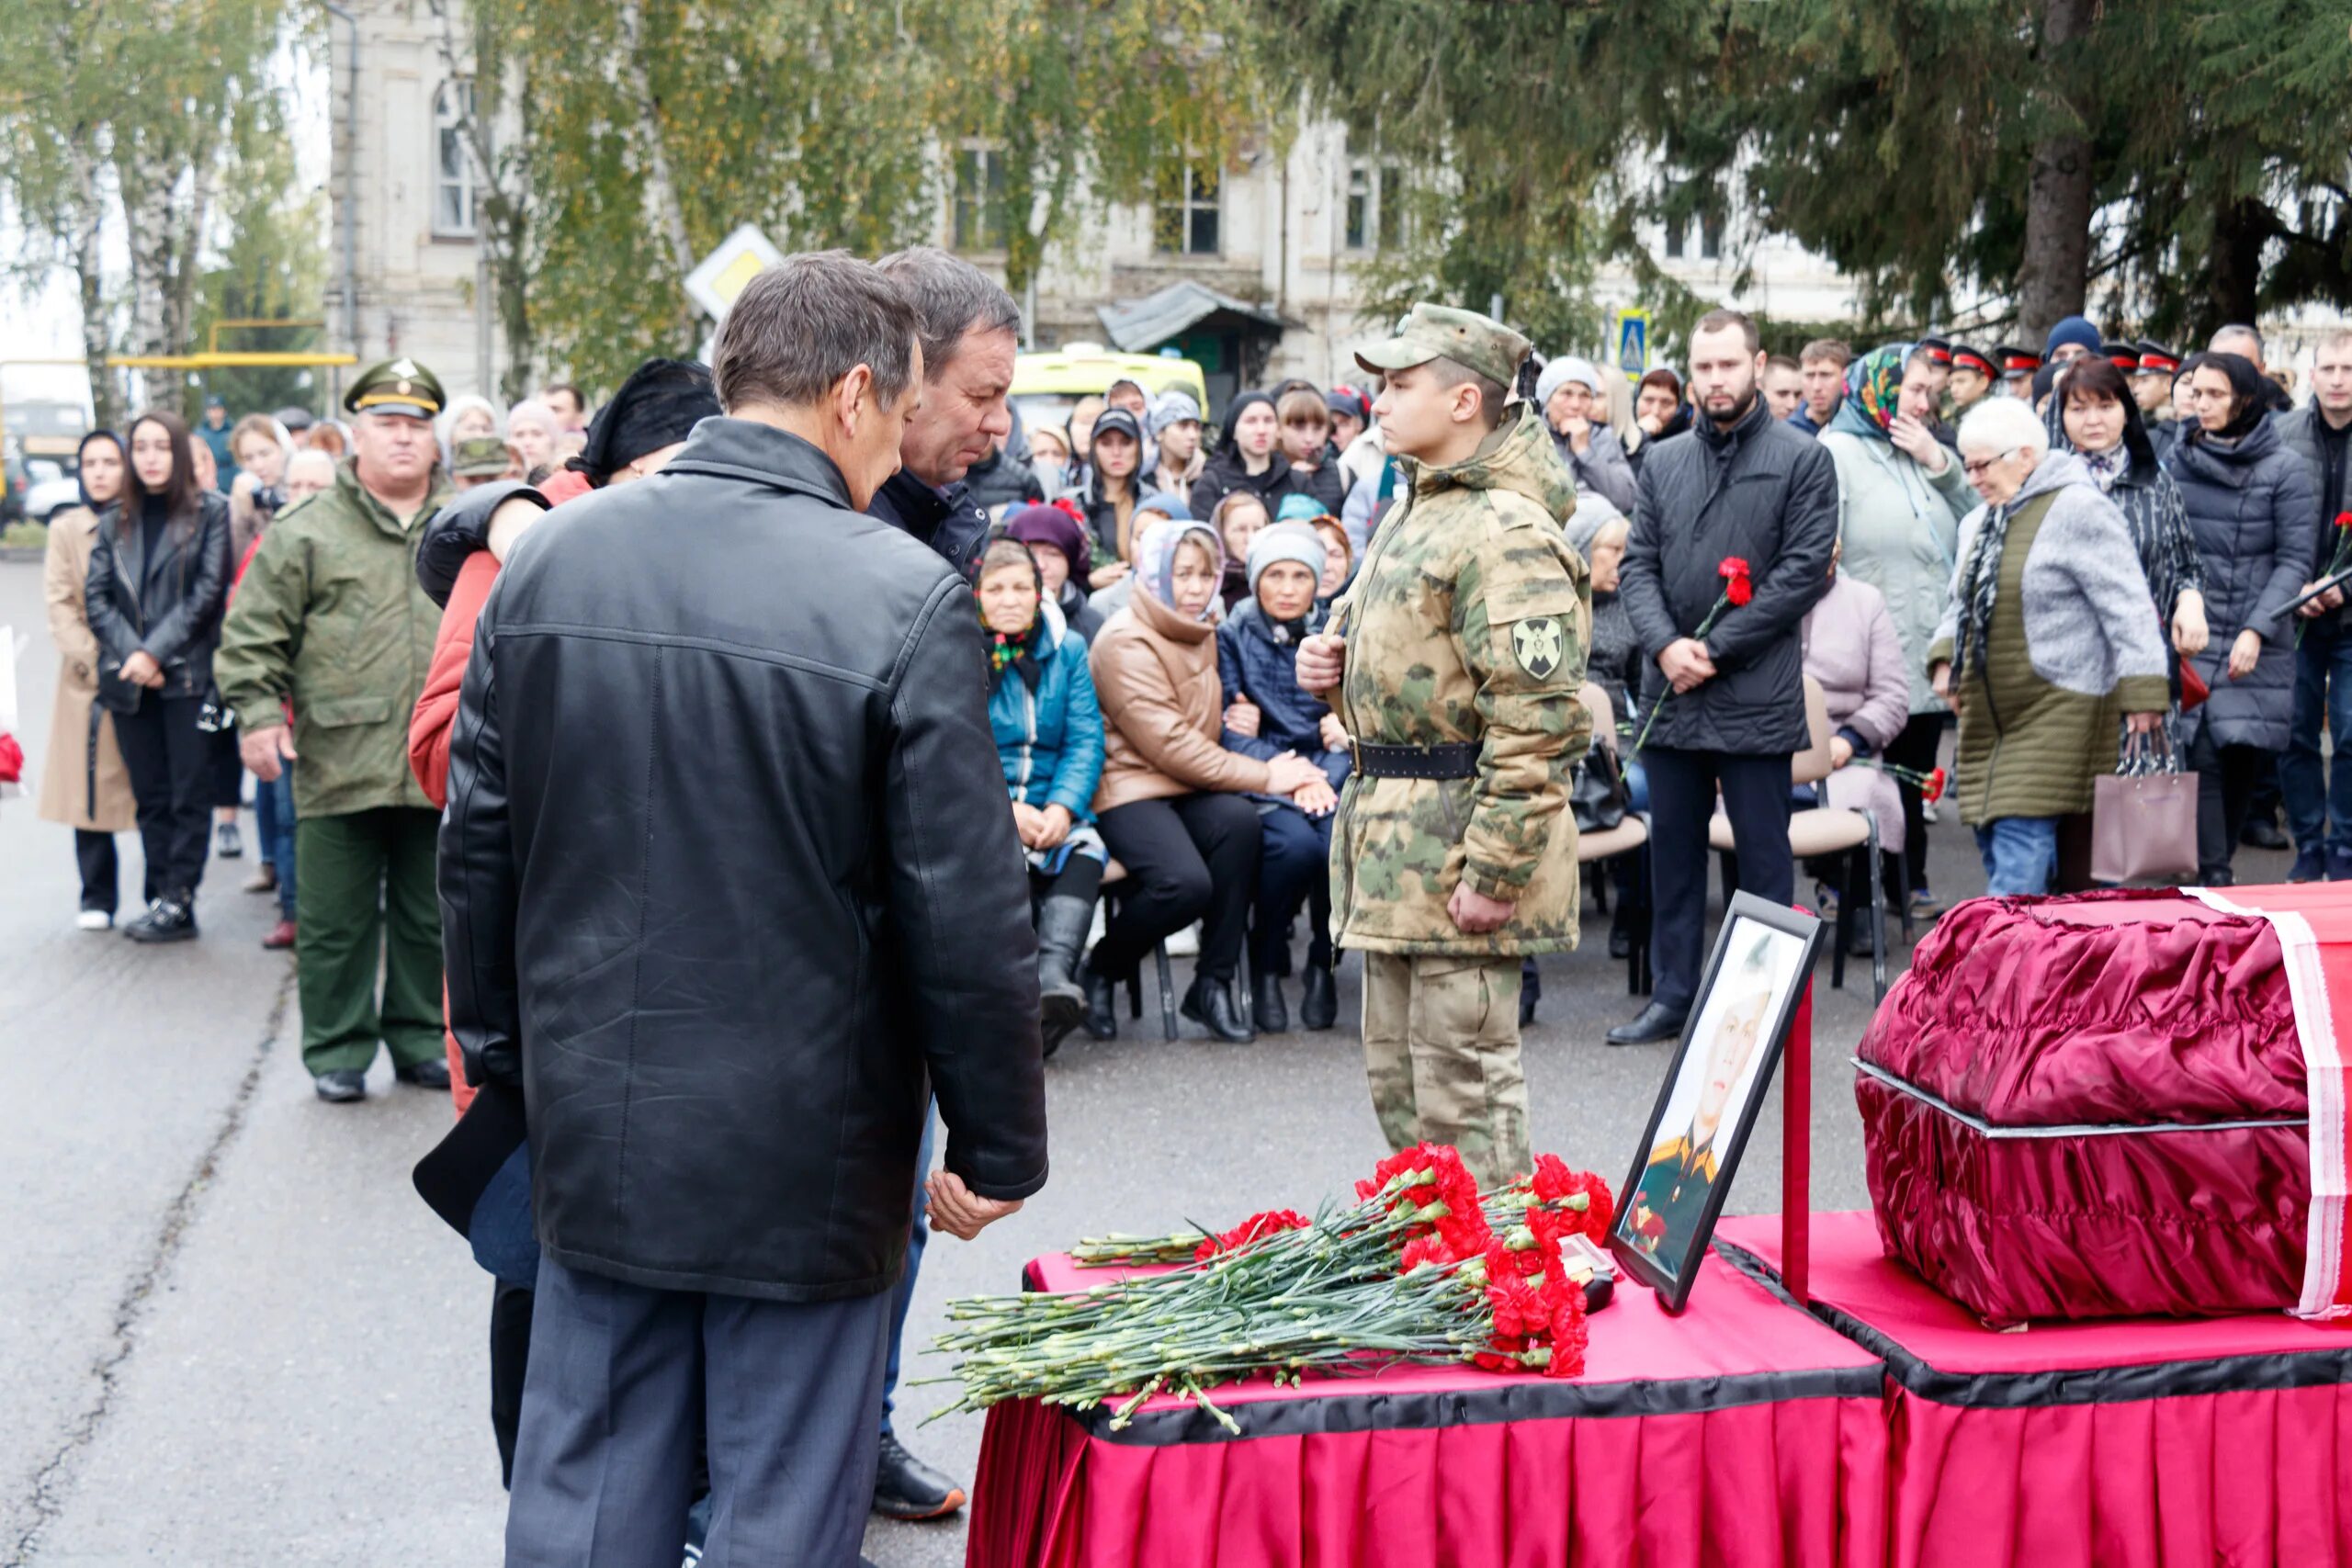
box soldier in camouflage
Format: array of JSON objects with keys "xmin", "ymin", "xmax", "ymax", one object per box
[{"xmin": 1297, "ymin": 304, "xmax": 1592, "ymax": 1188}]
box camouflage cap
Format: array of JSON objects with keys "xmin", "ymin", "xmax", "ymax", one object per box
[
  {"xmin": 1355, "ymin": 303, "xmax": 1532, "ymax": 389},
  {"xmin": 344, "ymin": 356, "xmax": 445, "ymax": 420},
  {"xmin": 451, "ymin": 435, "xmax": 515, "ymax": 479}
]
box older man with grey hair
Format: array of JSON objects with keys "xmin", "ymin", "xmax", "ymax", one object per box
[
  {"xmin": 865, "ymin": 244, "xmax": 1023, "ymax": 578},
  {"xmin": 441, "ymin": 250, "xmax": 1047, "ymax": 1567}
]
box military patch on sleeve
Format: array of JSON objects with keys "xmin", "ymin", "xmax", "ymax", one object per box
[{"xmin": 1510, "ymin": 616, "xmax": 1565, "ymax": 679}]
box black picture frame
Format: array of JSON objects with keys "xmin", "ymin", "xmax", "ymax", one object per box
[{"xmin": 1609, "ymin": 893, "xmax": 1824, "ymax": 1313}]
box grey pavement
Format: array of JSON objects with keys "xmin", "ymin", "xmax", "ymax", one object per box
[{"xmin": 0, "ymin": 558, "xmax": 2292, "ymax": 1566}]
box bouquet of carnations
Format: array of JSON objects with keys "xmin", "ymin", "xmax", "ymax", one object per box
[{"xmin": 925, "ymin": 1145, "xmax": 1614, "ymax": 1431}]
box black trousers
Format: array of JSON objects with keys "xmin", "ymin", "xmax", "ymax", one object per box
[
  {"xmin": 111, "ymin": 694, "xmax": 215, "ymax": 899},
  {"xmin": 2189, "ymin": 730, "xmax": 2268, "ymax": 885},
  {"xmin": 1094, "ymin": 793, "xmax": 1261, "ymax": 983},
  {"xmin": 1645, "ymin": 746, "xmax": 1794, "ymax": 1011},
  {"xmin": 75, "ymin": 829, "xmax": 124, "ymax": 915},
  {"xmin": 1880, "ymin": 711, "xmax": 1944, "ymax": 893}
]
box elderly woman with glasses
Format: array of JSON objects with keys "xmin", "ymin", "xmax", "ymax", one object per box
[{"xmin": 1926, "ymin": 397, "xmax": 2171, "ymax": 896}]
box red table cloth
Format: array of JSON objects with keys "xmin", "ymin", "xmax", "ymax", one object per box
[
  {"xmin": 1714, "ymin": 1212, "xmax": 2352, "ymax": 1568},
  {"xmin": 967, "ymin": 1247, "xmax": 1888, "ymax": 1568}
]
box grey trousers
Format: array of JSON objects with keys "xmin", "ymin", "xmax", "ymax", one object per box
[{"xmin": 504, "ymin": 1255, "xmax": 892, "ymax": 1568}]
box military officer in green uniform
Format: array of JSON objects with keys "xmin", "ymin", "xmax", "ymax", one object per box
[
  {"xmin": 1296, "ymin": 305, "xmax": 1592, "ymax": 1188},
  {"xmin": 216, "ymin": 358, "xmax": 457, "ymax": 1102}
]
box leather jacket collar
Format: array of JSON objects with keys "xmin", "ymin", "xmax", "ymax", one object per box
[{"xmin": 661, "ymin": 417, "xmax": 856, "ymax": 508}]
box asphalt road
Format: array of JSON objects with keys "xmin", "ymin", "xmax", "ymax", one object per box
[{"xmin": 0, "ymin": 557, "xmax": 2291, "ymax": 1566}]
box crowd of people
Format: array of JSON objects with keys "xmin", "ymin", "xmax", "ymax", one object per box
[{"xmin": 25, "ymin": 239, "xmax": 2352, "ymax": 1565}]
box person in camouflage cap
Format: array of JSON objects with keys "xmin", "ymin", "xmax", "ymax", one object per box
[{"xmin": 1298, "ymin": 304, "xmax": 1591, "ymax": 1187}]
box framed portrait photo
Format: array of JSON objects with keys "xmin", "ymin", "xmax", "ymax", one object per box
[{"xmin": 1610, "ymin": 893, "xmax": 1823, "ymax": 1313}]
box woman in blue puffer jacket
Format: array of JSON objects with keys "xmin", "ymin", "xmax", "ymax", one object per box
[
  {"xmin": 980, "ymin": 538, "xmax": 1108, "ymax": 1054},
  {"xmin": 1217, "ymin": 523, "xmax": 1352, "ymax": 1034}
]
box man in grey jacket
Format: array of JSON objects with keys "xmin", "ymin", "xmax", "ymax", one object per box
[
  {"xmin": 1537, "ymin": 354, "xmax": 1638, "ymax": 515},
  {"xmin": 1612, "ymin": 309, "xmax": 1838, "ymax": 1044}
]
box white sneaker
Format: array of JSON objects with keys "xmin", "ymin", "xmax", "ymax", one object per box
[
  {"xmin": 76, "ymin": 909, "xmax": 113, "ymax": 931},
  {"xmin": 1166, "ymin": 921, "xmax": 1202, "ymax": 957},
  {"xmin": 1920, "ymin": 799, "xmax": 1939, "ymax": 824}
]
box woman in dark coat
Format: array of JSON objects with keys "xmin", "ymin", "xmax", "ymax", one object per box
[
  {"xmin": 2166, "ymin": 351, "xmax": 2318, "ymax": 885},
  {"xmin": 83, "ymin": 411, "xmax": 233, "ymax": 942},
  {"xmin": 1189, "ymin": 391, "xmax": 1313, "ymax": 522}
]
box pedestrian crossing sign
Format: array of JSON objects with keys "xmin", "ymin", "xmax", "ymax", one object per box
[{"xmin": 1613, "ymin": 309, "xmax": 1651, "ymax": 381}]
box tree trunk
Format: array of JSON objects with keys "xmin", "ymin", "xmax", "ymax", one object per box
[
  {"xmin": 615, "ymin": 0, "xmax": 698, "ymax": 339},
  {"xmin": 69, "ymin": 137, "xmax": 117, "ymax": 433},
  {"xmin": 2205, "ymin": 196, "xmax": 2270, "ymax": 342},
  {"xmin": 121, "ymin": 141, "xmax": 180, "ymax": 412},
  {"xmin": 2014, "ymin": 0, "xmax": 2097, "ymax": 345}
]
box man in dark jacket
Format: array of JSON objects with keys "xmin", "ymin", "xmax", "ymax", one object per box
[
  {"xmin": 1612, "ymin": 308, "xmax": 1838, "ymax": 1044},
  {"xmin": 861, "ymin": 242, "xmax": 1030, "ymax": 1523},
  {"xmin": 2278, "ymin": 329, "xmax": 2352, "ymax": 880},
  {"xmin": 442, "ymin": 253, "xmax": 1047, "ymax": 1567},
  {"xmin": 861, "ymin": 245, "xmax": 1020, "ymax": 578}
]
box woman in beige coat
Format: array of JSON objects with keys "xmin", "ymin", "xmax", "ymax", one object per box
[{"xmin": 37, "ymin": 431, "xmax": 139, "ymax": 928}]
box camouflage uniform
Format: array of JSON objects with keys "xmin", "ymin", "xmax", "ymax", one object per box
[{"xmin": 1330, "ymin": 306, "xmax": 1592, "ymax": 1187}]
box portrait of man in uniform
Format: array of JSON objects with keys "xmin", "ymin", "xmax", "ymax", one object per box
[{"xmin": 1613, "ymin": 898, "xmax": 1820, "ymax": 1305}]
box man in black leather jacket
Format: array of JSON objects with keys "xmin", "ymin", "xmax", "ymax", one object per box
[{"xmin": 442, "ymin": 253, "xmax": 1047, "ymax": 1567}]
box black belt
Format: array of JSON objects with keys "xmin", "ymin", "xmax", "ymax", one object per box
[{"xmin": 1354, "ymin": 741, "xmax": 1478, "ymax": 780}]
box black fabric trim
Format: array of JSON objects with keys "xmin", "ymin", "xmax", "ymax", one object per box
[
  {"xmin": 1020, "ymin": 1258, "xmax": 1883, "ymax": 1448},
  {"xmin": 1713, "ymin": 1239, "xmax": 2352, "ymax": 1411}
]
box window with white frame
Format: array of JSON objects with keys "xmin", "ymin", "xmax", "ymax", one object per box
[
  {"xmin": 1152, "ymin": 153, "xmax": 1221, "ymax": 256},
  {"xmin": 433, "ymin": 81, "xmax": 478, "ymax": 237},
  {"xmin": 953, "ymin": 146, "xmax": 1009, "ymax": 253},
  {"xmin": 1343, "ymin": 160, "xmax": 1410, "ymax": 253}
]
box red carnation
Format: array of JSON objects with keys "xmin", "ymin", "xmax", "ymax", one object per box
[
  {"xmin": 2337, "ymin": 511, "xmax": 2352, "ymax": 532},
  {"xmin": 1192, "ymin": 1209, "xmax": 1311, "ymax": 1262},
  {"xmin": 1526, "ymin": 1155, "xmax": 1615, "ymax": 1243},
  {"xmin": 1923, "ymin": 766, "xmax": 1948, "ymax": 805},
  {"xmin": 1720, "ymin": 555, "xmax": 1754, "ymax": 608},
  {"xmin": 0, "ymin": 733, "xmax": 20, "ymax": 786},
  {"xmin": 1543, "ymin": 1280, "xmax": 1589, "ymax": 1380},
  {"xmin": 1049, "ymin": 497, "xmax": 1087, "ymax": 528}
]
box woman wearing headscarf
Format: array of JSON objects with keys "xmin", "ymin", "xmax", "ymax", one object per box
[
  {"xmin": 1816, "ymin": 343, "xmax": 1971, "ymax": 915},
  {"xmin": 83, "ymin": 412, "xmax": 233, "ymax": 942},
  {"xmin": 2165, "ymin": 350, "xmax": 2319, "ymax": 884},
  {"xmin": 38, "ymin": 431, "xmax": 139, "ymax": 929},
  {"xmin": 1927, "ymin": 399, "xmax": 2171, "ymax": 897},
  {"xmin": 1085, "ymin": 519, "xmax": 1328, "ymax": 1042},
  {"xmin": 1189, "ymin": 390, "xmax": 1313, "ymax": 523},
  {"xmin": 977, "ymin": 538, "xmax": 1107, "ymax": 1055}
]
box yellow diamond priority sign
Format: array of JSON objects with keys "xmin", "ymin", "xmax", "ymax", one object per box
[{"xmin": 684, "ymin": 224, "xmax": 786, "ymax": 321}]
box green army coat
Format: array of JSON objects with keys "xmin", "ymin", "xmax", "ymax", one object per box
[
  {"xmin": 1329, "ymin": 409, "xmax": 1593, "ymax": 958},
  {"xmin": 215, "ymin": 458, "xmax": 453, "ymax": 818}
]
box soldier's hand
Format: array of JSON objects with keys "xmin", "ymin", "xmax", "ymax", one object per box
[
  {"xmin": 241, "ymin": 724, "xmax": 298, "ymax": 782},
  {"xmin": 925, "ymin": 1170, "xmax": 1023, "ymax": 1241},
  {"xmin": 1447, "ymin": 881, "xmax": 1516, "ymax": 935},
  {"xmin": 1295, "ymin": 633, "xmax": 1346, "ymax": 696},
  {"xmin": 1658, "ymin": 637, "xmax": 1716, "ymax": 694}
]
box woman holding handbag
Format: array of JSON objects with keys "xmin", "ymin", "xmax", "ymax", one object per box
[
  {"xmin": 1928, "ymin": 398, "xmax": 2170, "ymax": 897},
  {"xmin": 84, "ymin": 411, "xmax": 232, "ymax": 942}
]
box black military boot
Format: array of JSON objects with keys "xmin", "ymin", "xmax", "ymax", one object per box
[
  {"xmin": 1299, "ymin": 963, "xmax": 1339, "ymax": 1031},
  {"xmin": 1034, "ymin": 896, "xmax": 1093, "ymax": 1056},
  {"xmin": 1182, "ymin": 974, "xmax": 1255, "ymax": 1043},
  {"xmin": 1518, "ymin": 956, "xmax": 1542, "ymax": 1029},
  {"xmin": 1251, "ymin": 971, "xmax": 1288, "ymax": 1033},
  {"xmin": 123, "ymin": 892, "xmax": 198, "ymax": 944}
]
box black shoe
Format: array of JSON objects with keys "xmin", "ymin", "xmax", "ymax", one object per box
[
  {"xmin": 872, "ymin": 1430, "xmax": 967, "ymax": 1521},
  {"xmin": 313, "ymin": 1068, "xmax": 367, "ymax": 1103},
  {"xmin": 1606, "ymin": 1001, "xmax": 1689, "ymax": 1046},
  {"xmin": 2242, "ymin": 818, "xmax": 2290, "ymax": 851},
  {"xmin": 1181, "ymin": 975, "xmax": 1255, "ymax": 1043},
  {"xmin": 1609, "ymin": 924, "xmax": 1632, "ymax": 961},
  {"xmin": 122, "ymin": 895, "xmax": 198, "ymax": 943},
  {"xmin": 1251, "ymin": 971, "xmax": 1288, "ymax": 1032},
  {"xmin": 1080, "ymin": 959, "xmax": 1119, "ymax": 1041},
  {"xmin": 1299, "ymin": 964, "xmax": 1338, "ymax": 1031},
  {"xmin": 216, "ymin": 820, "xmax": 243, "ymax": 859},
  {"xmin": 394, "ymin": 1056, "xmax": 451, "ymax": 1089}
]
